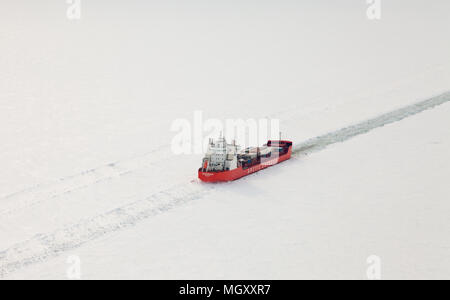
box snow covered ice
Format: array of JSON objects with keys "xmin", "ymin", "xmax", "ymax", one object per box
[{"xmin": 1, "ymin": 0, "xmax": 450, "ymax": 279}]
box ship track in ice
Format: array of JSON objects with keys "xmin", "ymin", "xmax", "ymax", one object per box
[
  {"xmin": 293, "ymin": 91, "xmax": 450, "ymax": 155},
  {"xmin": 1, "ymin": 91, "xmax": 449, "ymax": 278}
]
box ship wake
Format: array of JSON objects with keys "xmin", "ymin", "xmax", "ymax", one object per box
[
  {"xmin": 1, "ymin": 91, "xmax": 449, "ymax": 278},
  {"xmin": 293, "ymin": 91, "xmax": 450, "ymax": 155}
]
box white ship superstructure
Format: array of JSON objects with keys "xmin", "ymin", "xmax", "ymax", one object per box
[{"xmin": 202, "ymin": 137, "xmax": 240, "ymax": 172}]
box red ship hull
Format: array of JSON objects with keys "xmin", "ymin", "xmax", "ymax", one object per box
[{"xmin": 198, "ymin": 141, "xmax": 293, "ymax": 182}]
